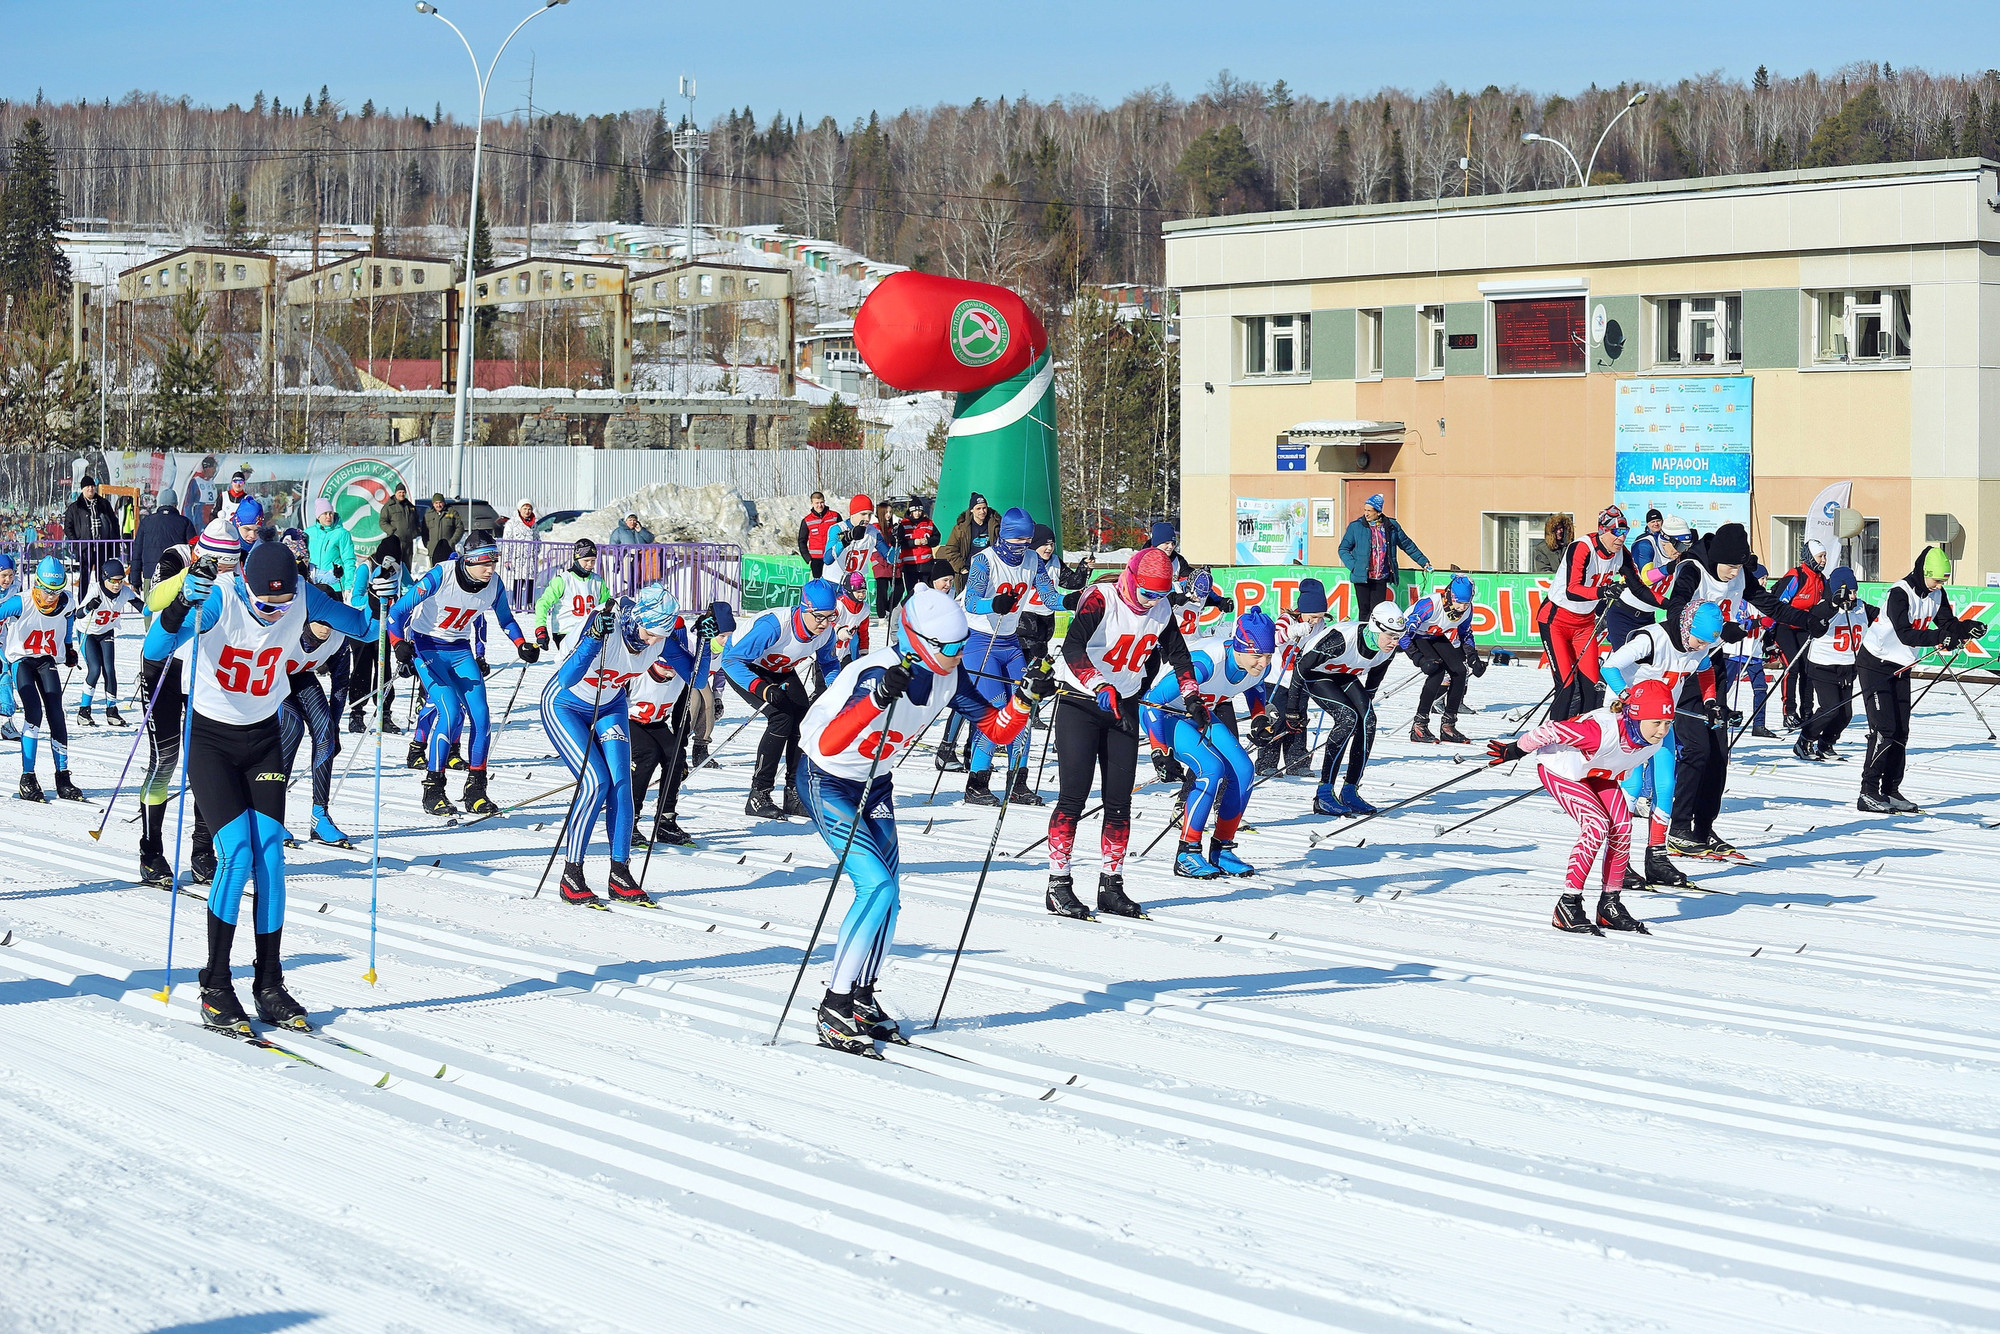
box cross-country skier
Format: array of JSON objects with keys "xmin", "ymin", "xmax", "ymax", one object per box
[
  {"xmin": 1144, "ymin": 607, "xmax": 1273, "ymax": 879},
  {"xmin": 541, "ymin": 586, "xmax": 685, "ymax": 905},
  {"xmin": 1537, "ymin": 506, "xmax": 1630, "ymax": 721},
  {"xmin": 387, "ymin": 529, "xmax": 541, "ymax": 818},
  {"xmin": 533, "ymin": 538, "xmax": 605, "ymax": 651},
  {"xmin": 720, "ymin": 578, "xmax": 842, "ymax": 820},
  {"xmin": 959, "ymin": 505, "xmax": 1064, "ymax": 809},
  {"xmin": 1657, "ymin": 523, "xmax": 1827, "ymax": 857},
  {"xmin": 1719, "ymin": 586, "xmax": 1776, "ymax": 739},
  {"xmin": 628, "ymin": 601, "xmax": 730, "ymax": 851},
  {"xmin": 832, "ymin": 569, "xmax": 871, "ymax": 669},
  {"xmin": 1402, "ymin": 574, "xmax": 1484, "ymax": 743},
  {"xmin": 157, "ymin": 542, "xmax": 373, "ymax": 1032},
  {"xmin": 0, "ymin": 555, "xmax": 15, "ymax": 743},
  {"xmin": 1794, "ymin": 567, "xmax": 1867, "ymax": 762},
  {"xmin": 1603, "ymin": 514, "xmax": 1688, "ymax": 649},
  {"xmin": 1855, "ymin": 544, "xmax": 1986, "ymax": 813},
  {"xmin": 1046, "ymin": 548, "xmax": 1199, "ymax": 920},
  {"xmin": 822, "ymin": 495, "xmax": 892, "ymax": 655},
  {"xmin": 797, "ymin": 585, "xmax": 1047, "ymax": 1054},
  {"xmin": 275, "ymin": 529, "xmax": 366, "ymax": 849},
  {"xmin": 1, "ymin": 556, "xmax": 82, "ymax": 803},
  {"xmin": 1256, "ymin": 578, "xmax": 1330, "ymax": 777},
  {"xmin": 1486, "ymin": 678, "xmax": 1676, "ymax": 936},
  {"xmin": 1295, "ymin": 599, "xmax": 1406, "ymax": 815},
  {"xmin": 1771, "ymin": 538, "xmax": 1829, "ymax": 728},
  {"xmin": 1599, "ymin": 600, "xmax": 1726, "ymax": 888},
  {"xmin": 346, "ymin": 538, "xmax": 407, "ymax": 734},
  {"xmin": 72, "ymin": 557, "xmax": 139, "ymax": 726}
]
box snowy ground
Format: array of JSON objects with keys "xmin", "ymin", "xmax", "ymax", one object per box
[{"xmin": 4, "ymin": 622, "xmax": 2000, "ymax": 1333}]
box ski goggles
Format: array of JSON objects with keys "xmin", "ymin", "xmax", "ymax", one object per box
[
  {"xmin": 460, "ymin": 551, "xmax": 499, "ymax": 567},
  {"xmin": 251, "ymin": 593, "xmax": 296, "ymax": 619},
  {"xmin": 912, "ymin": 628, "xmax": 969, "ymax": 661},
  {"xmin": 1602, "ymin": 522, "xmax": 1630, "ymax": 538},
  {"xmin": 1131, "ymin": 582, "xmax": 1170, "ymax": 605}
]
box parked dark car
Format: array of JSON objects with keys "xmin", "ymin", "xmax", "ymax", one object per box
[{"xmin": 532, "ymin": 509, "xmax": 586, "ymax": 534}]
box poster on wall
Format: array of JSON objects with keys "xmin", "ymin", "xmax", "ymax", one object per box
[
  {"xmin": 1234, "ymin": 496, "xmax": 1308, "ymax": 565},
  {"xmin": 1612, "ymin": 375, "xmax": 1753, "ymax": 532},
  {"xmin": 1310, "ymin": 498, "xmax": 1338, "ymax": 538},
  {"xmin": 74, "ymin": 450, "xmax": 416, "ymax": 556}
]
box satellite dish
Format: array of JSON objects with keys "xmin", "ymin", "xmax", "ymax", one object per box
[
  {"xmin": 1835, "ymin": 506, "xmax": 1865, "ymax": 539},
  {"xmin": 1590, "ymin": 304, "xmax": 1608, "ymax": 346}
]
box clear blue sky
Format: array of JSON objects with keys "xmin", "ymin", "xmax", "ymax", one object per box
[{"xmin": 6, "ymin": 1, "xmax": 1997, "ymax": 125}]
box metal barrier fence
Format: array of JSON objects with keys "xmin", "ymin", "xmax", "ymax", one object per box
[
  {"xmin": 7, "ymin": 538, "xmax": 135, "ymax": 582},
  {"xmin": 497, "ymin": 539, "xmax": 742, "ymax": 617}
]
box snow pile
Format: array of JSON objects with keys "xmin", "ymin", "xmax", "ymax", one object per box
[{"xmin": 545, "ymin": 482, "xmax": 817, "ymax": 555}]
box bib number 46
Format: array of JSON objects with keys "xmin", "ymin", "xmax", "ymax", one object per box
[{"xmin": 1100, "ymin": 633, "xmax": 1158, "ymax": 673}]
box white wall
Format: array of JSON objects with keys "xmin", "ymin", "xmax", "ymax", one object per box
[{"xmin": 407, "ymin": 447, "xmax": 937, "ymax": 512}]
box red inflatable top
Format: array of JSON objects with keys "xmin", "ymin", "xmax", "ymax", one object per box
[{"xmin": 853, "ymin": 272, "xmax": 1048, "ymax": 393}]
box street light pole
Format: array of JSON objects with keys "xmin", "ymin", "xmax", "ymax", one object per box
[
  {"xmin": 1520, "ymin": 133, "xmax": 1584, "ymax": 189},
  {"xmin": 1585, "ymin": 91, "xmax": 1649, "ymax": 189},
  {"xmin": 416, "ymin": 0, "xmax": 572, "ymax": 501}
]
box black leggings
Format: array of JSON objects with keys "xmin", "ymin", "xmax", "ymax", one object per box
[
  {"xmin": 1773, "ymin": 626, "xmax": 1807, "ymax": 717},
  {"xmin": 13, "ymin": 657, "xmax": 68, "ymax": 772},
  {"xmin": 1857, "ymin": 650, "xmax": 1912, "ymax": 795},
  {"xmin": 278, "ymin": 672, "xmax": 340, "ymax": 811},
  {"xmin": 81, "ymin": 634, "xmax": 117, "ymax": 702},
  {"xmin": 1047, "ymin": 692, "xmax": 1138, "ymax": 875},
  {"xmin": 347, "ymin": 638, "xmax": 397, "ymax": 720},
  {"xmin": 732, "ymin": 673, "xmax": 808, "ymax": 793},
  {"xmin": 1308, "ymin": 674, "xmax": 1376, "ymax": 786},
  {"xmin": 1798, "ymin": 660, "xmax": 1855, "ymax": 750},
  {"xmin": 1669, "ymin": 695, "xmax": 1729, "ymax": 838},
  {"xmin": 1408, "ymin": 637, "xmax": 1469, "ymax": 721},
  {"xmin": 138, "ymin": 656, "xmax": 209, "ymax": 861},
  {"xmin": 630, "ymin": 698, "xmax": 689, "ymax": 821}
]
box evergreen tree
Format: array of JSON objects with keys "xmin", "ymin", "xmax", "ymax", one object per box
[
  {"xmin": 140, "ymin": 287, "xmax": 229, "ymax": 454},
  {"xmin": 469, "ymin": 193, "xmax": 497, "ymax": 346},
  {"xmin": 1753, "ymin": 65, "xmax": 1771, "ymax": 92},
  {"xmin": 361, "ymin": 98, "xmax": 375, "ymax": 120},
  {"xmin": 1802, "ymin": 87, "xmax": 1893, "ymax": 168},
  {"xmin": 808, "ymin": 393, "xmax": 863, "ymax": 448},
  {"xmin": 0, "ymin": 117, "xmax": 72, "ymax": 301},
  {"xmin": 1175, "ymin": 124, "xmax": 1267, "ymax": 215},
  {"xmin": 1388, "ymin": 128, "xmax": 1411, "ymax": 201},
  {"xmin": 370, "ymin": 206, "xmax": 387, "ymax": 256},
  {"xmin": 1964, "ymin": 94, "xmax": 1986, "ymax": 157},
  {"xmin": 223, "ymin": 191, "xmax": 251, "ymax": 247},
  {"xmin": 611, "ymin": 162, "xmax": 644, "ymax": 224}
]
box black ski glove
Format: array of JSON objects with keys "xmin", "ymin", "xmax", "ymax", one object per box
[
  {"xmin": 1719, "ymin": 622, "xmax": 1748, "ymax": 644},
  {"xmin": 1486, "ymin": 738, "xmax": 1525, "ymax": 766},
  {"xmin": 515, "ymin": 641, "xmax": 541, "ymax": 664},
  {"xmin": 477, "ymin": 658, "xmax": 491, "ymax": 678},
  {"xmin": 1016, "ymin": 656, "xmax": 1056, "ymax": 703},
  {"xmin": 1469, "ymin": 653, "xmax": 1488, "ymax": 678},
  {"xmin": 1704, "ymin": 698, "xmax": 1725, "ymax": 729},
  {"xmin": 1151, "ymin": 749, "xmax": 1185, "ymax": 783},
  {"xmin": 1182, "ymin": 689, "xmax": 1211, "ymax": 729},
  {"xmin": 871, "ymin": 659, "xmax": 913, "ymax": 708},
  {"xmin": 535, "ymin": 626, "xmax": 550, "ymax": 650},
  {"xmin": 1250, "ymin": 713, "xmax": 1278, "ymax": 748},
  {"xmin": 392, "ymin": 639, "xmax": 417, "ymax": 676},
  {"xmin": 64, "ymin": 644, "xmax": 78, "ymax": 669},
  {"xmin": 1964, "ymin": 621, "xmax": 1990, "ymax": 641},
  {"xmin": 988, "ymin": 589, "xmax": 1019, "ymax": 616}
]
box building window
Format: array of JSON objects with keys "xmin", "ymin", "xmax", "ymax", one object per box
[
  {"xmin": 1813, "ymin": 289, "xmax": 1910, "ymax": 364},
  {"xmin": 1358, "ymin": 309, "xmax": 1383, "ymax": 378},
  {"xmin": 233, "ymin": 264, "xmax": 247, "ymax": 281},
  {"xmin": 1493, "ymin": 297, "xmax": 1586, "ymax": 375},
  {"xmin": 411, "ymin": 268, "xmax": 424, "ymax": 285},
  {"xmin": 1653, "ymin": 295, "xmax": 1741, "ymax": 367},
  {"xmin": 1241, "ymin": 314, "xmax": 1310, "ymax": 378},
  {"xmin": 1774, "ymin": 515, "xmax": 1879, "ymax": 582},
  {"xmin": 1420, "ymin": 305, "xmax": 1447, "ymax": 377},
  {"xmin": 1485, "ymin": 513, "xmax": 1556, "ymax": 573}
]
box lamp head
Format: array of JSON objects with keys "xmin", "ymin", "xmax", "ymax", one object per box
[
  {"xmin": 415, "ymin": 2, "xmax": 435, "ymax": 12},
  {"xmin": 1628, "ymin": 90, "xmax": 1649, "ymax": 107}
]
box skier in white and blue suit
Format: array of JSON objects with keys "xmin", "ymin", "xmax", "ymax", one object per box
[
  {"xmin": 958, "ymin": 505, "xmax": 1064, "ymax": 808},
  {"xmin": 1142, "ymin": 606, "xmax": 1276, "ymax": 880},
  {"xmin": 796, "ymin": 586, "xmax": 1052, "ymax": 1055}
]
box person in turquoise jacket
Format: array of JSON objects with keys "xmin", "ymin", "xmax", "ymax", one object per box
[{"xmin": 306, "ymin": 498, "xmax": 358, "ymax": 596}]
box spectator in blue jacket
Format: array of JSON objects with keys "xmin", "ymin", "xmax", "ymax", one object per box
[{"xmin": 1338, "ymin": 494, "xmax": 1430, "ymax": 620}]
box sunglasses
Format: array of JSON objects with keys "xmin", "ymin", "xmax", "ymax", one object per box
[
  {"xmin": 252, "ymin": 595, "xmax": 295, "ymax": 617},
  {"xmin": 917, "ymin": 631, "xmax": 969, "ymax": 660},
  {"xmin": 1134, "ymin": 584, "xmax": 1169, "ymax": 603}
]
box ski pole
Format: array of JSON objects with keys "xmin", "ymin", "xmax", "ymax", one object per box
[
  {"xmin": 501, "ymin": 657, "xmax": 532, "ymax": 723},
  {"xmin": 154, "ymin": 568, "xmax": 212, "ymax": 1008},
  {"xmin": 89, "ymin": 664, "xmax": 171, "ymax": 840},
  {"xmin": 532, "ymin": 606, "xmax": 617, "ymax": 899},
  {"xmin": 769, "ymin": 676, "xmax": 906, "ymax": 1045},
  {"xmin": 366, "ymin": 609, "xmax": 387, "ymax": 984},
  {"xmin": 1432, "ymin": 783, "xmax": 1539, "ymax": 839},
  {"xmin": 637, "ymin": 690, "xmax": 692, "ymax": 889},
  {"xmin": 1943, "ymin": 661, "xmax": 1997, "ymax": 741},
  {"xmin": 930, "ymin": 741, "xmax": 1023, "ymax": 1030}
]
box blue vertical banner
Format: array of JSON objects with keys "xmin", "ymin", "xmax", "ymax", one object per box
[{"xmin": 1612, "ymin": 375, "xmax": 1753, "ymax": 531}]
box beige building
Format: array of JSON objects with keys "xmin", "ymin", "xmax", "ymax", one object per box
[{"xmin": 1164, "ymin": 158, "xmax": 2000, "ymax": 582}]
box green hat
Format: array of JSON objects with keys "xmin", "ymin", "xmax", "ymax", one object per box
[
  {"xmin": 431, "ymin": 492, "xmax": 446, "ymax": 503},
  {"xmin": 1924, "ymin": 545, "xmax": 1952, "ymax": 580}
]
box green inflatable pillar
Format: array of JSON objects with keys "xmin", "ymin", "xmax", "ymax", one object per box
[{"xmin": 934, "ymin": 349, "xmax": 1062, "ymax": 550}]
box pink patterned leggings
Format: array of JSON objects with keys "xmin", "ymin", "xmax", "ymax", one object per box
[{"xmin": 1538, "ymin": 768, "xmax": 1631, "ymax": 891}]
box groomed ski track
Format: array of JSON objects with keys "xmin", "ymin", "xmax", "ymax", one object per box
[{"xmin": 5, "ymin": 629, "xmax": 2000, "ymax": 1332}]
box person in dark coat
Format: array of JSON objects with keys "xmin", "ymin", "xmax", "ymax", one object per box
[
  {"xmin": 421, "ymin": 492, "xmax": 465, "ymax": 567},
  {"xmin": 379, "ymin": 484, "xmax": 421, "ymax": 550},
  {"xmin": 64, "ymin": 476, "xmax": 122, "ymax": 587},
  {"xmin": 131, "ymin": 494, "xmax": 197, "ymax": 594}
]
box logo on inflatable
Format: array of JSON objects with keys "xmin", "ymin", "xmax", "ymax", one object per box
[
  {"xmin": 948, "ymin": 299, "xmax": 1010, "ymax": 368},
  {"xmin": 319, "ymin": 457, "xmax": 408, "ymax": 554}
]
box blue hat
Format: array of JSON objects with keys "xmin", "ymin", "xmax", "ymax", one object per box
[
  {"xmin": 1828, "ymin": 566, "xmax": 1858, "ymax": 598},
  {"xmin": 800, "ymin": 578, "xmax": 840, "ymax": 613},
  {"xmin": 1365, "ymin": 493, "xmax": 1385, "ymax": 512},
  {"xmin": 233, "ymin": 496, "xmax": 264, "ymax": 526},
  {"xmin": 1149, "ymin": 520, "xmax": 1177, "ymax": 548},
  {"xmin": 0, "ymin": 553, "xmax": 15, "ymax": 573},
  {"xmin": 1295, "ymin": 578, "xmax": 1327, "ymax": 614},
  {"xmin": 1000, "ymin": 507, "xmax": 1035, "ymax": 544},
  {"xmin": 33, "ymin": 555, "xmax": 66, "ymax": 591},
  {"xmin": 1229, "ymin": 606, "xmax": 1277, "ymax": 654},
  {"xmin": 1448, "ymin": 574, "xmax": 1474, "ymax": 603}
]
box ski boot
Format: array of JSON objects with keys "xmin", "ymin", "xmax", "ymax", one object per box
[
  {"xmin": 963, "ymin": 769, "xmax": 1001, "ymax": 807},
  {"xmin": 1856, "ymin": 790, "xmax": 1894, "ymax": 813},
  {"xmin": 933, "ymin": 742, "xmax": 966, "ymax": 773},
  {"xmin": 1209, "ymin": 838, "xmax": 1254, "ymax": 877},
  {"xmin": 186, "ymin": 850, "xmax": 217, "ymax": 886},
  {"xmin": 1644, "ymin": 846, "xmax": 1695, "ymax": 889},
  {"xmin": 197, "ymin": 967, "xmax": 253, "ymax": 1033},
  {"xmin": 1436, "ymin": 717, "xmax": 1471, "ymax": 745},
  {"xmin": 692, "ymin": 745, "xmax": 717, "ymax": 770},
  {"xmin": 309, "ymin": 806, "xmax": 351, "ymax": 849},
  {"xmin": 1595, "ymin": 891, "xmax": 1651, "ymax": 934},
  {"xmin": 139, "ymin": 843, "xmax": 174, "ymax": 887},
  {"xmin": 1702, "ymin": 832, "xmax": 1746, "ymax": 860},
  {"xmin": 1312, "ymin": 783, "xmax": 1353, "ymax": 817},
  {"xmin": 1151, "ymin": 749, "xmax": 1184, "ymax": 785},
  {"xmin": 651, "ymin": 814, "xmax": 695, "ymax": 847},
  {"xmin": 445, "ymin": 742, "xmax": 468, "ymax": 772},
  {"xmin": 1045, "ymin": 873, "xmax": 1095, "ymax": 920},
  {"xmin": 606, "ymin": 861, "xmax": 651, "ymax": 903},
  {"xmin": 1552, "ymin": 892, "xmax": 1603, "ymax": 935},
  {"xmin": 1666, "ymin": 827, "xmax": 1710, "ymax": 859},
  {"xmin": 349, "ymin": 707, "xmax": 367, "ymax": 734},
  {"xmin": 1173, "ymin": 839, "xmax": 1224, "ymax": 880},
  {"xmin": 379, "ymin": 713, "xmax": 403, "ymax": 736},
  {"xmin": 1410, "ymin": 715, "xmax": 1437, "ymax": 744},
  {"xmin": 251, "ymin": 944, "xmax": 312, "ymax": 1031},
  {"xmin": 1622, "ymin": 862, "xmax": 1648, "ymax": 892},
  {"xmin": 745, "ymin": 788, "xmax": 787, "ymax": 821},
  {"xmin": 1008, "ymin": 771, "xmax": 1044, "ymax": 807},
  {"xmin": 1751, "ymin": 724, "xmax": 1779, "ymax": 740},
  {"xmin": 852, "ymin": 984, "xmax": 904, "ymax": 1044},
  {"xmin": 1883, "ymin": 788, "xmax": 1922, "ymax": 815},
  {"xmin": 558, "ymin": 861, "xmax": 604, "ymax": 907},
  {"xmin": 1096, "ymin": 872, "xmax": 1147, "ymax": 919},
  {"xmin": 16, "ymin": 773, "xmax": 46, "ymax": 803},
  {"xmin": 1282, "ymin": 756, "xmax": 1317, "ymax": 777},
  {"xmin": 1253, "ymin": 753, "xmax": 1279, "ymax": 779},
  {"xmin": 1817, "ymin": 744, "xmax": 1843, "ymax": 761},
  {"xmin": 782, "ymin": 787, "xmax": 811, "ymax": 818},
  {"xmin": 53, "ymin": 770, "xmax": 85, "ymax": 802},
  {"xmin": 105, "ymin": 705, "xmax": 127, "ymax": 727},
  {"xmin": 816, "ymin": 990, "xmax": 880, "ymax": 1057},
  {"xmin": 460, "ymin": 769, "xmax": 497, "ymax": 816},
  {"xmin": 1792, "ymin": 737, "xmax": 1818, "ymax": 762},
  {"xmin": 405, "ymin": 740, "xmax": 426, "ymax": 770},
  {"xmin": 1338, "ymin": 783, "xmax": 1378, "ymax": 815},
  {"xmin": 421, "ymin": 771, "xmax": 459, "ymax": 817},
  {"xmin": 76, "ymin": 704, "xmax": 97, "ymax": 727}
]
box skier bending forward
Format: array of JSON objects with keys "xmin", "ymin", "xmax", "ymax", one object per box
[
  {"xmin": 796, "ymin": 586, "xmax": 1052, "ymax": 1056},
  {"xmin": 1485, "ymin": 678, "xmax": 1675, "ymax": 937}
]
